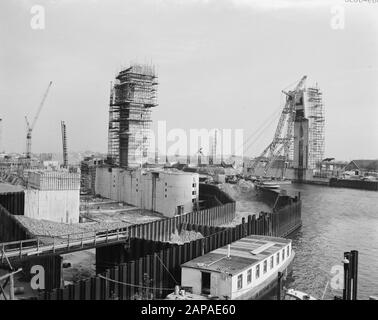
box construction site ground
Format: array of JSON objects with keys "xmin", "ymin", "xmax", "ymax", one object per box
[
  {"xmin": 62, "ymin": 249, "xmax": 96, "ymax": 285},
  {"xmin": 13, "ymin": 196, "xmax": 164, "ymax": 244}
]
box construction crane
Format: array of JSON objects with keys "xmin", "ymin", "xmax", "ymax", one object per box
[
  {"xmin": 246, "ymin": 76, "xmax": 307, "ymax": 177},
  {"xmin": 25, "ymin": 81, "xmax": 53, "ymax": 159},
  {"xmin": 61, "ymin": 120, "xmax": 68, "ymax": 168}
]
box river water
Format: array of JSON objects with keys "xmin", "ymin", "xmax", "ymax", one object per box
[{"xmin": 238, "ymin": 183, "xmax": 378, "ymax": 300}]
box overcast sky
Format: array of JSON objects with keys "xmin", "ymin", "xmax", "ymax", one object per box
[{"xmin": 0, "ymin": 0, "xmax": 377, "ymax": 161}]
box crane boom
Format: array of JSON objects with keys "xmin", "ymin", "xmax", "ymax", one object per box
[
  {"xmin": 25, "ymin": 81, "xmax": 53, "ymax": 159},
  {"xmin": 31, "ymin": 81, "xmax": 53, "ymax": 130},
  {"xmin": 61, "ymin": 120, "xmax": 68, "ymax": 168},
  {"xmin": 246, "ymin": 76, "xmax": 307, "ymax": 177}
]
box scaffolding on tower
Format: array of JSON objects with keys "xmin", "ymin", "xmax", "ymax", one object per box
[
  {"xmin": 306, "ymin": 85, "xmax": 325, "ymax": 171},
  {"xmin": 107, "ymin": 64, "xmax": 158, "ymax": 168}
]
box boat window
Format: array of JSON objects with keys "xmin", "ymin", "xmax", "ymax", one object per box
[
  {"xmin": 256, "ymin": 264, "xmax": 260, "ymax": 279},
  {"xmin": 263, "ymin": 260, "xmax": 267, "ymax": 273},
  {"xmin": 282, "ymin": 249, "xmax": 285, "ymax": 261},
  {"xmin": 276, "ymin": 252, "xmax": 280, "ymax": 265},
  {"xmin": 237, "ymin": 274, "xmax": 243, "ymax": 290},
  {"xmin": 247, "ymin": 269, "xmax": 252, "ymax": 284},
  {"xmin": 287, "ymin": 246, "xmax": 290, "ymax": 257},
  {"xmin": 270, "ymin": 256, "xmax": 274, "ymax": 269}
]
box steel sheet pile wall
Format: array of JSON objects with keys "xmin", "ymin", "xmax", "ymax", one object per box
[
  {"xmin": 257, "ymin": 187, "xmax": 280, "ymax": 207},
  {"xmin": 329, "ymin": 178, "xmax": 378, "ymax": 191},
  {"xmin": 0, "ymin": 204, "xmax": 31, "ymax": 242},
  {"xmin": 39, "ymin": 199, "xmax": 301, "ymax": 300},
  {"xmin": 124, "ymin": 202, "xmax": 235, "ymax": 243},
  {"xmin": 199, "ymin": 183, "xmax": 235, "ymax": 206},
  {"xmin": 275, "ymin": 201, "xmax": 302, "ymax": 237},
  {"xmin": 0, "ymin": 191, "xmax": 24, "ymax": 215}
]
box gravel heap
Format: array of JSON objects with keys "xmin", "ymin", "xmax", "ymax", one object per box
[
  {"xmin": 14, "ymin": 215, "xmax": 131, "ymax": 244},
  {"xmin": 169, "ymin": 229, "xmax": 203, "ymax": 245}
]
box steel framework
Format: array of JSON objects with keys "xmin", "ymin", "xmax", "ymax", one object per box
[{"xmin": 248, "ymin": 76, "xmax": 307, "ymax": 175}]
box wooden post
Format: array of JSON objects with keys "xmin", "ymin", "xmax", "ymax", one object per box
[
  {"xmin": 9, "ymin": 274, "xmax": 15, "ymax": 300},
  {"xmin": 277, "ymin": 272, "xmax": 283, "ymax": 300},
  {"xmin": 343, "ymin": 252, "xmax": 351, "ymax": 300},
  {"xmin": 351, "ymin": 250, "xmax": 358, "ymax": 300}
]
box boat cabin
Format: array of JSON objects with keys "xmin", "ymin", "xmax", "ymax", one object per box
[{"xmin": 180, "ymin": 235, "xmax": 293, "ymax": 300}]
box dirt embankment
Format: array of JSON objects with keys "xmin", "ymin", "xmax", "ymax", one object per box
[
  {"xmin": 218, "ymin": 180, "xmax": 272, "ymax": 226},
  {"xmin": 169, "ymin": 229, "xmax": 203, "ymax": 244}
]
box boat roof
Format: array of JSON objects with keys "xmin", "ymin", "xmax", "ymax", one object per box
[{"xmin": 181, "ymin": 235, "xmax": 291, "ymax": 276}]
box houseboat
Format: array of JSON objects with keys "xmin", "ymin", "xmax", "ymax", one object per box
[{"xmin": 166, "ymin": 235, "xmax": 295, "ymax": 300}]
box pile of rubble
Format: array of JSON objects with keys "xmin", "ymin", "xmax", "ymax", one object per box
[
  {"xmin": 169, "ymin": 229, "xmax": 203, "ymax": 245},
  {"xmin": 14, "ymin": 215, "xmax": 131, "ymax": 244}
]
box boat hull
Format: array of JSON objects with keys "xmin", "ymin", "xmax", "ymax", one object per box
[{"xmin": 233, "ymin": 251, "xmax": 295, "ymax": 300}]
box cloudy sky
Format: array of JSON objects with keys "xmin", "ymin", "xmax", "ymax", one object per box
[{"xmin": 0, "ymin": 0, "xmax": 377, "ymax": 160}]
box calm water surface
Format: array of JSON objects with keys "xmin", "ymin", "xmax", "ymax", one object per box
[
  {"xmin": 283, "ymin": 184, "xmax": 378, "ymax": 299},
  {"xmin": 235, "ymin": 182, "xmax": 378, "ymax": 299}
]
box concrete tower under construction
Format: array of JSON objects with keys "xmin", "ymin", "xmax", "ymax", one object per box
[
  {"xmin": 107, "ymin": 64, "xmax": 158, "ymax": 168},
  {"xmin": 305, "ymin": 86, "xmax": 325, "ymax": 170}
]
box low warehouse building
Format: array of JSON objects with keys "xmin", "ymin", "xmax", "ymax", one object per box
[{"xmin": 95, "ymin": 167, "xmax": 199, "ymax": 217}]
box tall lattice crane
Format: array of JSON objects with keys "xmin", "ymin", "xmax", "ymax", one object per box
[
  {"xmin": 61, "ymin": 120, "xmax": 68, "ymax": 168},
  {"xmin": 25, "ymin": 81, "xmax": 53, "ymax": 159},
  {"xmin": 247, "ymin": 76, "xmax": 307, "ymax": 176}
]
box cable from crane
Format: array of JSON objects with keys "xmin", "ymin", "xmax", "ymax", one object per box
[
  {"xmin": 235, "ymin": 78, "xmax": 300, "ymax": 157},
  {"xmin": 236, "ymin": 77, "xmax": 307, "ymax": 160},
  {"xmin": 234, "ymin": 104, "xmax": 282, "ymax": 156},
  {"xmin": 243, "ymin": 110, "xmax": 282, "ymax": 157},
  {"xmin": 238, "ymin": 106, "xmax": 283, "ymax": 157}
]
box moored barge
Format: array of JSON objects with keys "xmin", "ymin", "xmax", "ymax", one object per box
[{"xmin": 166, "ymin": 235, "xmax": 294, "ymax": 300}]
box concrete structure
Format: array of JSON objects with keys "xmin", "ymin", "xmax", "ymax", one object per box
[
  {"xmin": 95, "ymin": 167, "xmax": 199, "ymax": 217},
  {"xmin": 180, "ymin": 235, "xmax": 292, "ymax": 300},
  {"xmin": 293, "ymin": 119, "xmax": 309, "ymax": 170},
  {"xmin": 24, "ymin": 171, "xmax": 80, "ymax": 223},
  {"xmin": 107, "ymin": 64, "xmax": 158, "ymax": 168},
  {"xmin": 80, "ymin": 156, "xmax": 104, "ymax": 194},
  {"xmin": 292, "ymin": 104, "xmax": 313, "ymax": 180},
  {"xmin": 305, "ymin": 86, "xmax": 325, "ymax": 171}
]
